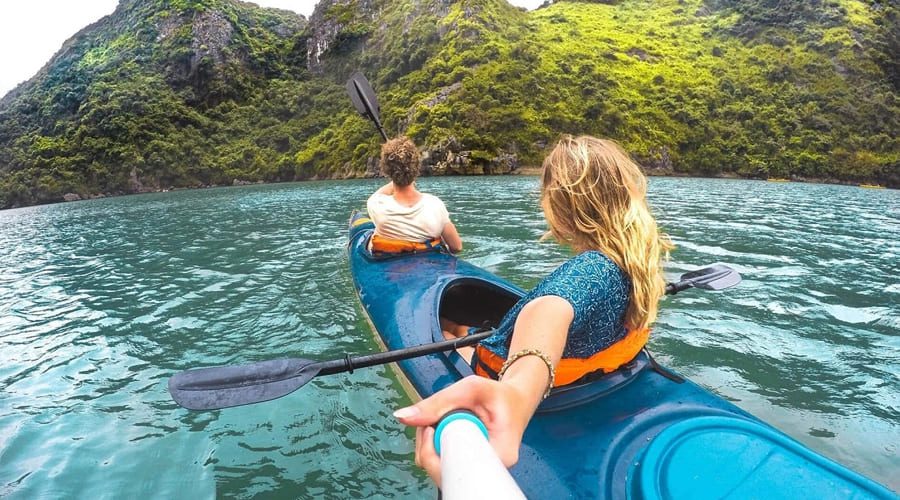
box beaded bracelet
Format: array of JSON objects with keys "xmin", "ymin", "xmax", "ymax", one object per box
[{"xmin": 497, "ymin": 349, "xmax": 556, "ymax": 400}]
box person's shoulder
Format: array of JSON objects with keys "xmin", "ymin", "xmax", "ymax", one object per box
[
  {"xmin": 538, "ymin": 252, "xmax": 618, "ymax": 299},
  {"xmin": 566, "ymin": 251, "xmax": 626, "ymax": 280},
  {"xmin": 547, "ymin": 252, "xmax": 614, "ymax": 281},
  {"xmin": 419, "ymin": 192, "xmax": 447, "ymax": 207},
  {"xmin": 368, "ymin": 191, "xmax": 390, "ymax": 204},
  {"xmin": 571, "ymin": 251, "xmax": 616, "ymax": 268}
]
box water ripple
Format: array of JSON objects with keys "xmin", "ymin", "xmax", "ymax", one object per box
[{"xmin": 0, "ymin": 178, "xmax": 897, "ymax": 497}]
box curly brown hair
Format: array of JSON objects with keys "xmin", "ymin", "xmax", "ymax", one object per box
[{"xmin": 380, "ymin": 136, "xmax": 421, "ymax": 187}]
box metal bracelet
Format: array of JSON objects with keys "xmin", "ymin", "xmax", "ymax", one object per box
[{"xmin": 497, "ymin": 349, "xmax": 555, "ymax": 400}]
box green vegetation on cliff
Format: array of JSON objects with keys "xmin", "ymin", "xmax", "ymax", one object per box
[{"xmin": 0, "ymin": 0, "xmax": 897, "ymax": 208}]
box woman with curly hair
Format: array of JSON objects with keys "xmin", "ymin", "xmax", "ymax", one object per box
[{"xmin": 366, "ymin": 136, "xmax": 463, "ymax": 254}]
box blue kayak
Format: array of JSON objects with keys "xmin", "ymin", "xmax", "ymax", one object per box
[{"xmin": 347, "ymin": 211, "xmax": 898, "ymax": 500}]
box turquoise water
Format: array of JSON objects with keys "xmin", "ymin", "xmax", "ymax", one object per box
[{"xmin": 1, "ymin": 177, "xmax": 897, "ymax": 498}]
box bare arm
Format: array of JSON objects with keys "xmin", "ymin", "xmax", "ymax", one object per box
[
  {"xmin": 494, "ymin": 295, "xmax": 572, "ymax": 440},
  {"xmin": 441, "ymin": 221, "xmax": 463, "ymax": 254},
  {"xmin": 395, "ymin": 295, "xmax": 573, "ymax": 483}
]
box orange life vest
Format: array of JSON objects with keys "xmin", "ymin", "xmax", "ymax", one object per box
[
  {"xmin": 473, "ymin": 327, "xmax": 650, "ymax": 387},
  {"xmin": 353, "ymin": 215, "xmax": 444, "ymax": 255},
  {"xmin": 369, "ymin": 234, "xmax": 443, "ymax": 255}
]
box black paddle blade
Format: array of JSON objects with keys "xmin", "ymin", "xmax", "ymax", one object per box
[
  {"xmin": 666, "ymin": 264, "xmax": 741, "ymax": 295},
  {"xmin": 168, "ymin": 358, "xmax": 322, "ymax": 410},
  {"xmin": 683, "ymin": 264, "xmax": 741, "ymax": 290},
  {"xmin": 346, "ymin": 72, "xmax": 380, "ymax": 121},
  {"xmin": 346, "ymin": 72, "xmax": 388, "ymax": 141}
]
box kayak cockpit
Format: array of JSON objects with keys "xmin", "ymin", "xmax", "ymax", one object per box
[{"xmin": 439, "ymin": 278, "xmax": 520, "ymax": 333}]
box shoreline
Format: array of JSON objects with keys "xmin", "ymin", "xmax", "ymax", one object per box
[
  {"xmin": 512, "ymin": 167, "xmax": 894, "ymax": 190},
  {"xmin": 2, "ymin": 170, "xmax": 894, "ymax": 211}
]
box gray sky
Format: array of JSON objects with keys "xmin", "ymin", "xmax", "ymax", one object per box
[{"xmin": 0, "ymin": 0, "xmax": 545, "ymax": 98}]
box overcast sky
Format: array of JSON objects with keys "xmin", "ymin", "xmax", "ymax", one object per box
[{"xmin": 0, "ymin": 0, "xmax": 545, "ymax": 98}]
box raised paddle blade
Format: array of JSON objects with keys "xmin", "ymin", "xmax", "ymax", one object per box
[
  {"xmin": 346, "ymin": 72, "xmax": 379, "ymax": 120},
  {"xmin": 168, "ymin": 358, "xmax": 323, "ymax": 410},
  {"xmin": 665, "ymin": 264, "xmax": 741, "ymax": 295},
  {"xmin": 346, "ymin": 72, "xmax": 388, "ymax": 141}
]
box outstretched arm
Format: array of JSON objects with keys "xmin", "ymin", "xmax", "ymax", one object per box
[{"xmin": 395, "ymin": 295, "xmax": 573, "ymax": 484}]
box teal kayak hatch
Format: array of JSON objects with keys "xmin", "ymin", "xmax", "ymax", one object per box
[{"xmin": 347, "ymin": 211, "xmax": 898, "ymax": 500}]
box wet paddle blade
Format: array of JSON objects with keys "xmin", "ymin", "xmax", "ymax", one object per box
[
  {"xmin": 666, "ymin": 264, "xmax": 741, "ymax": 295},
  {"xmin": 168, "ymin": 358, "xmax": 322, "ymax": 410},
  {"xmin": 681, "ymin": 264, "xmax": 741, "ymax": 291}
]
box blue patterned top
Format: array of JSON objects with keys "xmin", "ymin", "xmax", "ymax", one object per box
[{"xmin": 478, "ymin": 251, "xmax": 631, "ymax": 360}]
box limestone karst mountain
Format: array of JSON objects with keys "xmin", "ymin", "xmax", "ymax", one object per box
[{"xmin": 0, "ymin": 0, "xmax": 897, "ymax": 208}]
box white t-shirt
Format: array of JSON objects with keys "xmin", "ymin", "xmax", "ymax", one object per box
[{"xmin": 366, "ymin": 192, "xmax": 450, "ymax": 241}]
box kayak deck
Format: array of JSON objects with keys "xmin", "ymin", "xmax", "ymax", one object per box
[{"xmin": 347, "ymin": 212, "xmax": 898, "ymax": 500}]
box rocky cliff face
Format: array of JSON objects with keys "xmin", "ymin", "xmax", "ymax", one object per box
[
  {"xmin": 114, "ymin": 0, "xmax": 307, "ymax": 104},
  {"xmin": 305, "ymin": 0, "xmax": 379, "ymax": 72},
  {"xmin": 304, "ymin": 0, "xmax": 457, "ymax": 72},
  {"xmin": 303, "ymin": 0, "xmax": 522, "ymax": 175}
]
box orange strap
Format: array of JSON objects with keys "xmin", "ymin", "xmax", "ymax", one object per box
[
  {"xmin": 474, "ymin": 345, "xmax": 504, "ymax": 380},
  {"xmin": 473, "ymin": 328, "xmax": 650, "ymax": 387},
  {"xmin": 370, "ymin": 234, "xmax": 442, "ymax": 254}
]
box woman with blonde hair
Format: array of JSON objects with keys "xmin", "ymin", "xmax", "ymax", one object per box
[{"xmin": 399, "ymin": 135, "xmax": 673, "ymax": 482}]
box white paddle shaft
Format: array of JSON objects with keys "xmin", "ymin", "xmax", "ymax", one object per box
[{"xmin": 435, "ymin": 412, "xmax": 527, "ymax": 500}]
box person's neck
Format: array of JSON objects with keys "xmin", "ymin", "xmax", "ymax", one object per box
[{"xmin": 392, "ymin": 182, "xmax": 421, "ymax": 207}]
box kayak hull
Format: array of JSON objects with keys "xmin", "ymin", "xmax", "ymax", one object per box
[{"xmin": 347, "ymin": 212, "xmax": 897, "ymax": 500}]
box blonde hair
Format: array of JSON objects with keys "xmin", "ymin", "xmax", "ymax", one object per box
[
  {"xmin": 380, "ymin": 136, "xmax": 421, "ymax": 187},
  {"xmin": 540, "ymin": 135, "xmax": 673, "ymax": 330}
]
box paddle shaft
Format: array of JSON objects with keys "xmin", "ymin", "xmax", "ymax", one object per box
[
  {"xmin": 168, "ymin": 264, "xmax": 739, "ymax": 410},
  {"xmin": 315, "ymin": 328, "xmax": 493, "ymax": 376},
  {"xmin": 310, "ymin": 264, "xmax": 734, "ymax": 376},
  {"xmin": 665, "ymin": 280, "xmax": 694, "ymax": 295}
]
